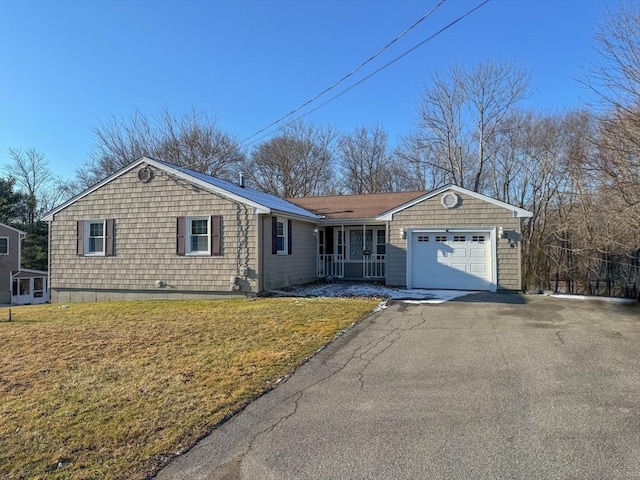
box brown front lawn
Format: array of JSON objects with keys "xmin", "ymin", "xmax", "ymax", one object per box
[{"xmin": 0, "ymin": 297, "xmax": 379, "ymax": 479}]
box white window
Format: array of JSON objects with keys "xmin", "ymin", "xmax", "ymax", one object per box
[
  {"xmin": 78, "ymin": 219, "xmax": 114, "ymax": 257},
  {"xmin": 85, "ymin": 221, "xmax": 105, "ymax": 255},
  {"xmin": 187, "ymin": 216, "xmax": 210, "ymax": 255},
  {"xmin": 276, "ymin": 219, "xmax": 286, "ymax": 254},
  {"xmin": 0, "ymin": 237, "xmax": 7, "ymax": 255}
]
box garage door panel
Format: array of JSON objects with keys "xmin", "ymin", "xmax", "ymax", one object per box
[
  {"xmin": 470, "ymin": 263, "xmax": 487, "ymax": 274},
  {"xmin": 452, "ymin": 248, "xmax": 467, "ymax": 258},
  {"xmin": 451, "ymin": 262, "xmax": 468, "ymax": 272},
  {"xmin": 411, "ymin": 231, "xmax": 492, "ymax": 291}
]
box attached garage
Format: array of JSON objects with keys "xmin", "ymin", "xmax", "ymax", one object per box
[
  {"xmin": 379, "ymin": 185, "xmax": 533, "ymax": 292},
  {"xmin": 408, "ymin": 229, "xmax": 496, "ymax": 291}
]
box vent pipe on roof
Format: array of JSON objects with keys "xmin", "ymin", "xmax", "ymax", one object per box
[{"xmin": 239, "ymin": 171, "xmax": 245, "ymax": 188}]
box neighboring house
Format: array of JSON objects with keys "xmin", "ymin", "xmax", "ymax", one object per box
[
  {"xmin": 42, "ymin": 157, "xmax": 532, "ymax": 303},
  {"xmin": 0, "ymin": 222, "xmax": 49, "ymax": 305}
]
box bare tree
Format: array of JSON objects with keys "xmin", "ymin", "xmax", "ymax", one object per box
[
  {"xmin": 396, "ymin": 132, "xmax": 453, "ymax": 191},
  {"xmin": 6, "ymin": 148, "xmax": 56, "ymax": 223},
  {"xmin": 585, "ymin": 3, "xmax": 640, "ymax": 115},
  {"xmin": 583, "ymin": 3, "xmax": 640, "ymax": 227},
  {"xmin": 410, "ymin": 61, "xmax": 531, "ymax": 192},
  {"xmin": 78, "ymin": 108, "xmax": 245, "ymax": 188},
  {"xmin": 156, "ymin": 109, "xmax": 246, "ymax": 178},
  {"xmin": 245, "ymin": 121, "xmax": 337, "ymax": 197},
  {"xmin": 338, "ymin": 124, "xmax": 396, "ymax": 193}
]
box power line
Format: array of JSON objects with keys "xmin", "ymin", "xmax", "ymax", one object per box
[
  {"xmin": 244, "ymin": 0, "xmax": 491, "ymax": 147},
  {"xmin": 241, "ymin": 0, "xmax": 447, "ymax": 144}
]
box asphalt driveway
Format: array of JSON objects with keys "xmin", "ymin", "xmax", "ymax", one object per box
[{"xmin": 156, "ymin": 294, "xmax": 640, "ymax": 480}]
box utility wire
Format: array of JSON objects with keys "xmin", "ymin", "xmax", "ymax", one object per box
[
  {"xmin": 241, "ymin": 0, "xmax": 447, "ymax": 144},
  {"xmin": 244, "ymin": 0, "xmax": 491, "ymax": 147}
]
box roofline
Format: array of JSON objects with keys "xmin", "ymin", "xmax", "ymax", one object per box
[
  {"xmin": 13, "ymin": 268, "xmax": 49, "ymax": 276},
  {"xmin": 377, "ymin": 184, "xmax": 534, "ymax": 220},
  {"xmin": 41, "ymin": 157, "xmax": 305, "ymax": 221},
  {"xmin": 0, "ymin": 222, "xmax": 27, "ymax": 235},
  {"xmin": 270, "ymin": 210, "xmax": 321, "ymax": 223},
  {"xmin": 317, "ymin": 217, "xmax": 386, "ymax": 225}
]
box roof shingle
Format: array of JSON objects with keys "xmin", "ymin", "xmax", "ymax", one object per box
[{"xmin": 288, "ymin": 191, "xmax": 427, "ymax": 219}]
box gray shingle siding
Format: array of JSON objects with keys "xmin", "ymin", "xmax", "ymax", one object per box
[{"xmin": 261, "ymin": 215, "xmax": 318, "ymax": 291}]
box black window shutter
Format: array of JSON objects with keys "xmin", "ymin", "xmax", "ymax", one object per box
[
  {"xmin": 76, "ymin": 220, "xmax": 84, "ymax": 256},
  {"xmin": 271, "ymin": 216, "xmax": 277, "ymax": 255},
  {"xmin": 211, "ymin": 215, "xmax": 222, "ymax": 256},
  {"xmin": 287, "ymin": 219, "xmax": 292, "ymax": 255},
  {"xmin": 177, "ymin": 217, "xmax": 186, "ymax": 256},
  {"xmin": 105, "ymin": 219, "xmax": 115, "ymax": 256}
]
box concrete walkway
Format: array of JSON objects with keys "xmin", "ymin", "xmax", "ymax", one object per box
[{"xmin": 156, "ymin": 294, "xmax": 640, "ymax": 480}]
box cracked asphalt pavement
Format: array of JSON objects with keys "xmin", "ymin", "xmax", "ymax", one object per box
[{"xmin": 156, "ymin": 293, "xmax": 640, "ymax": 480}]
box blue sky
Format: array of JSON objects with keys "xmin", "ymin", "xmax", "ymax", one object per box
[{"xmin": 0, "ymin": 0, "xmax": 616, "ymax": 180}]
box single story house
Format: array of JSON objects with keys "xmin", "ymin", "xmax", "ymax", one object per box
[
  {"xmin": 42, "ymin": 157, "xmax": 532, "ymax": 303},
  {"xmin": 0, "ymin": 222, "xmax": 49, "ymax": 305}
]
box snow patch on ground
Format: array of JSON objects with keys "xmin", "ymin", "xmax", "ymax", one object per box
[
  {"xmin": 550, "ymin": 293, "xmax": 637, "ymax": 304},
  {"xmin": 281, "ymin": 282, "xmax": 476, "ymax": 305}
]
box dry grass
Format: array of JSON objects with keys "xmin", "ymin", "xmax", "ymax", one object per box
[{"xmin": 0, "ymin": 297, "xmax": 379, "ymax": 479}]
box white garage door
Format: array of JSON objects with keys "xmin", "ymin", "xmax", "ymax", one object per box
[{"xmin": 410, "ymin": 231, "xmax": 492, "ymax": 290}]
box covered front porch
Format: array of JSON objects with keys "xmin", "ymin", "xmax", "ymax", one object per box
[{"xmin": 316, "ymin": 224, "xmax": 387, "ymax": 280}]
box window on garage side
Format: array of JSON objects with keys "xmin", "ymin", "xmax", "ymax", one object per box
[{"xmin": 0, "ymin": 237, "xmax": 7, "ymax": 255}]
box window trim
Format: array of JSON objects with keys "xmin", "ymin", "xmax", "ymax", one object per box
[
  {"xmin": 271, "ymin": 216, "xmax": 292, "ymax": 255},
  {"xmin": 78, "ymin": 219, "xmax": 114, "ymax": 257},
  {"xmin": 276, "ymin": 219, "xmax": 287, "ymax": 255},
  {"xmin": 85, "ymin": 220, "xmax": 106, "ymax": 256},
  {"xmin": 186, "ymin": 216, "xmax": 211, "ymax": 256},
  {"xmin": 177, "ymin": 215, "xmax": 221, "ymax": 257},
  {"xmin": 0, "ymin": 237, "xmax": 8, "ymax": 255}
]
